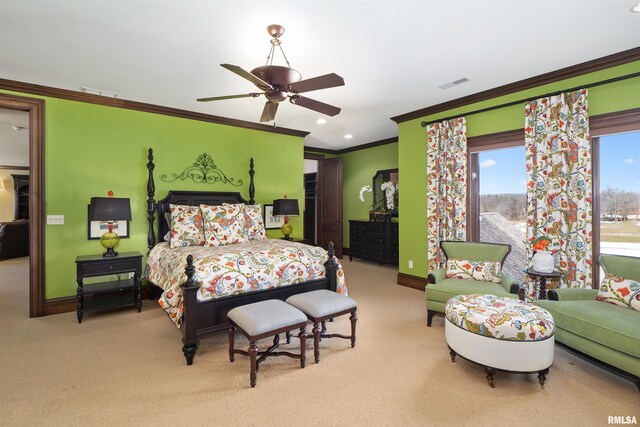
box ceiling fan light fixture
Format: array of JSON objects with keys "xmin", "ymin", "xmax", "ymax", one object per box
[
  {"xmin": 344, "ymin": 134, "xmax": 353, "ymax": 139},
  {"xmin": 316, "ymin": 118, "xmax": 327, "ymax": 125}
]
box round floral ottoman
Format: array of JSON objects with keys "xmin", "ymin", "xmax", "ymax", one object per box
[{"xmin": 444, "ymin": 294, "xmax": 555, "ymax": 388}]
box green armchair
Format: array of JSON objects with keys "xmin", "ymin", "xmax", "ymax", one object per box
[
  {"xmin": 536, "ymin": 254, "xmax": 640, "ymax": 390},
  {"xmin": 425, "ymin": 241, "xmax": 520, "ymax": 326}
]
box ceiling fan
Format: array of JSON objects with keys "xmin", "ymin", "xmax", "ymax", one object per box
[{"xmin": 197, "ymin": 24, "xmax": 345, "ymax": 123}]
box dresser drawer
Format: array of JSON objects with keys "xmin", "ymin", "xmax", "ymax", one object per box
[
  {"xmin": 362, "ymin": 234, "xmax": 387, "ymax": 246},
  {"xmin": 389, "ymin": 223, "xmax": 399, "ymax": 236},
  {"xmin": 350, "ymin": 222, "xmax": 363, "ymax": 234},
  {"xmin": 362, "ymin": 245, "xmax": 387, "ymax": 261},
  {"xmin": 79, "ymin": 258, "xmax": 141, "ymax": 277},
  {"xmin": 349, "ymin": 231, "xmax": 361, "ymax": 244},
  {"xmin": 361, "ymin": 222, "xmax": 387, "ymax": 235}
]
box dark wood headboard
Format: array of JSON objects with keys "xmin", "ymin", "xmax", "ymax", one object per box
[
  {"xmin": 156, "ymin": 191, "xmax": 248, "ymax": 240},
  {"xmin": 146, "ymin": 148, "xmax": 255, "ymax": 254}
]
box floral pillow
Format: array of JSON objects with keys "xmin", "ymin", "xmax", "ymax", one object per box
[
  {"xmin": 243, "ymin": 204, "xmax": 267, "ymax": 240},
  {"xmin": 446, "ymin": 258, "xmax": 502, "ymax": 283},
  {"xmin": 169, "ymin": 204, "xmax": 204, "ymax": 249},
  {"xmin": 201, "ymin": 204, "xmax": 247, "ymax": 247},
  {"xmin": 597, "ymin": 274, "xmax": 640, "ymax": 311}
]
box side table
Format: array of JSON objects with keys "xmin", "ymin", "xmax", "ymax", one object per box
[
  {"xmin": 75, "ymin": 251, "xmax": 143, "ymax": 323},
  {"xmin": 524, "ymin": 268, "xmax": 562, "ymax": 300}
]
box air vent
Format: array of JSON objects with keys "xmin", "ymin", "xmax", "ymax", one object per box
[
  {"xmin": 439, "ymin": 78, "xmax": 470, "ymax": 90},
  {"xmin": 81, "ymin": 87, "xmax": 118, "ymax": 98}
]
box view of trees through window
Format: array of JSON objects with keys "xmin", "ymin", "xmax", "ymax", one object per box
[{"xmin": 599, "ymin": 131, "xmax": 640, "ymax": 263}]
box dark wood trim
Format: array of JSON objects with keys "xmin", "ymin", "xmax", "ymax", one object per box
[
  {"xmin": 592, "ymin": 137, "xmax": 600, "ymax": 289},
  {"xmin": 304, "ymin": 152, "xmax": 325, "ymax": 160},
  {"xmin": 0, "ymin": 93, "xmax": 45, "ymax": 318},
  {"xmin": 391, "ymin": 47, "xmax": 640, "ymax": 124},
  {"xmin": 468, "ymin": 129, "xmax": 524, "ymax": 152},
  {"xmin": 304, "ymin": 146, "xmax": 339, "ymax": 155},
  {"xmin": 0, "ymin": 165, "xmax": 29, "ymax": 170},
  {"xmin": 468, "ymin": 153, "xmax": 479, "ymax": 242},
  {"xmin": 336, "ymin": 137, "xmax": 398, "ymax": 154},
  {"xmin": 305, "ymin": 136, "xmax": 399, "ymax": 156},
  {"xmin": 0, "ymin": 78, "xmax": 309, "ymax": 138},
  {"xmin": 590, "ymin": 107, "xmax": 640, "ymax": 136},
  {"xmin": 397, "ymin": 272, "xmax": 428, "ymax": 291}
]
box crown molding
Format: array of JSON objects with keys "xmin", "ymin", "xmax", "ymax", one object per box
[
  {"xmin": 391, "ymin": 47, "xmax": 640, "ymax": 124},
  {"xmin": 0, "ymin": 78, "xmax": 309, "ymax": 138}
]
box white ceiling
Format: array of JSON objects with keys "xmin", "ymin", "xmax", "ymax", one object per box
[{"xmin": 1, "ymin": 0, "xmax": 639, "ymax": 151}]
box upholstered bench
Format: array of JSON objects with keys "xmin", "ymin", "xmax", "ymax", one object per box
[
  {"xmin": 227, "ymin": 299, "xmax": 308, "ymax": 388},
  {"xmin": 286, "ymin": 290, "xmax": 357, "ymax": 363},
  {"xmin": 445, "ymin": 294, "xmax": 555, "ymax": 388}
]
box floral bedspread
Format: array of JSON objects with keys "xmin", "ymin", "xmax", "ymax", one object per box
[{"xmin": 147, "ymin": 240, "xmax": 348, "ymax": 327}]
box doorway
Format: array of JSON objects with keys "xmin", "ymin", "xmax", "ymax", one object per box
[{"xmin": 0, "ymin": 93, "xmax": 45, "ymax": 317}]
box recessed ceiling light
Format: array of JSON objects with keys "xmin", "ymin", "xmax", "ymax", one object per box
[
  {"xmin": 344, "ymin": 134, "xmax": 353, "ymax": 139},
  {"xmin": 631, "ymin": 2, "xmax": 640, "ymax": 12},
  {"xmin": 316, "ymin": 118, "xmax": 327, "ymax": 125}
]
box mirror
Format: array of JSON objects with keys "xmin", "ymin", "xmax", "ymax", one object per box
[{"xmin": 372, "ymin": 168, "xmax": 399, "ymax": 217}]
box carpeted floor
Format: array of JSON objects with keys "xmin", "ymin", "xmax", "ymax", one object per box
[{"xmin": 0, "ymin": 256, "xmax": 637, "ymax": 426}]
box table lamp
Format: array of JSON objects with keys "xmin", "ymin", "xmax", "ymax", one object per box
[
  {"xmin": 89, "ymin": 197, "xmax": 132, "ymax": 257},
  {"xmin": 272, "ymin": 196, "xmax": 299, "ymax": 240}
]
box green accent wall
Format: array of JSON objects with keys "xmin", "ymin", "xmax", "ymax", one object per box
[
  {"xmin": 397, "ymin": 61, "xmax": 640, "ymax": 279},
  {"xmin": 340, "ymin": 143, "xmax": 398, "ymax": 247},
  {"xmin": 0, "ymin": 90, "xmax": 306, "ymax": 299}
]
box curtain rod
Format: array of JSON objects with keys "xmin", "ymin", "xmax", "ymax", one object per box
[{"xmin": 420, "ymin": 71, "xmax": 640, "ymax": 128}]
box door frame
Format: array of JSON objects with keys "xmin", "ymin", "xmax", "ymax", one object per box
[{"xmin": 0, "ymin": 93, "xmax": 45, "ymax": 317}]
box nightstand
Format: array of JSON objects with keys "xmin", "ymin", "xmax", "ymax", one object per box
[{"xmin": 75, "ymin": 251, "xmax": 143, "ymax": 323}]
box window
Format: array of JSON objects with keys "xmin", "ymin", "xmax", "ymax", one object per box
[
  {"xmin": 475, "ymin": 146, "xmax": 526, "ymax": 281},
  {"xmin": 596, "ymin": 131, "xmax": 640, "ymax": 279}
]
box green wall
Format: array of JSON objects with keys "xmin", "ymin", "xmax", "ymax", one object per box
[
  {"xmin": 340, "ymin": 143, "xmax": 398, "ymax": 247},
  {"xmin": 1, "ymin": 90, "xmax": 306, "ymax": 299},
  {"xmin": 398, "ymin": 61, "xmax": 640, "ymax": 279}
]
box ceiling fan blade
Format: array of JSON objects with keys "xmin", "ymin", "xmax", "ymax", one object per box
[
  {"xmin": 221, "ymin": 63, "xmax": 272, "ymax": 89},
  {"xmin": 259, "ymin": 101, "xmax": 279, "ymax": 122},
  {"xmin": 197, "ymin": 93, "xmax": 261, "ymax": 102},
  {"xmin": 289, "ymin": 96, "xmax": 341, "ymax": 116},
  {"xmin": 288, "ymin": 73, "xmax": 345, "ymax": 94}
]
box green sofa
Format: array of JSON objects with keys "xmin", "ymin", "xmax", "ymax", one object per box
[
  {"xmin": 425, "ymin": 241, "xmax": 521, "ymax": 326},
  {"xmin": 535, "ymin": 254, "xmax": 640, "ymax": 390}
]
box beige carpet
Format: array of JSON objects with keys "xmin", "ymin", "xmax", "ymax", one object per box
[{"xmin": 0, "ymin": 256, "xmax": 637, "ymax": 426}]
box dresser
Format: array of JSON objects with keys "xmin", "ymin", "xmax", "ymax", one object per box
[{"xmin": 348, "ymin": 220, "xmax": 398, "ymax": 265}]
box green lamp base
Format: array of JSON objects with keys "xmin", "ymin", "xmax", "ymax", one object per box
[
  {"xmin": 281, "ymin": 222, "xmax": 293, "ymax": 240},
  {"xmin": 100, "ymin": 231, "xmax": 120, "ymax": 257}
]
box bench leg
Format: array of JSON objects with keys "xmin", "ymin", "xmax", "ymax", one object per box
[
  {"xmin": 299, "ymin": 327, "xmax": 307, "ymax": 368},
  {"xmin": 228, "ymin": 323, "xmax": 235, "ymax": 362},
  {"xmin": 349, "ymin": 310, "xmax": 357, "ymax": 348},
  {"xmin": 312, "ymin": 322, "xmax": 321, "ymax": 363},
  {"xmin": 249, "ymin": 340, "xmax": 258, "ymax": 388}
]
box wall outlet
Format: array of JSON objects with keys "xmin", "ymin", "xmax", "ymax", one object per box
[
  {"xmin": 46, "ymin": 215, "xmax": 64, "ymax": 225},
  {"xmin": 408, "ymin": 260, "xmax": 413, "ymax": 269}
]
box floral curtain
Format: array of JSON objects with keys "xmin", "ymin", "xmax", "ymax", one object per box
[
  {"xmin": 426, "ymin": 118, "xmax": 467, "ymax": 272},
  {"xmin": 525, "ymin": 89, "xmax": 592, "ymax": 298}
]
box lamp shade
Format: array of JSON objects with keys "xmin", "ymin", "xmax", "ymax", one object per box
[
  {"xmin": 272, "ymin": 198, "xmax": 299, "ymax": 216},
  {"xmin": 89, "ymin": 197, "xmax": 132, "ymax": 221}
]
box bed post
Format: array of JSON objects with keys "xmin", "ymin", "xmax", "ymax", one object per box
[
  {"xmin": 146, "ymin": 148, "xmax": 156, "ymax": 255},
  {"xmin": 248, "ymin": 157, "xmax": 255, "ymax": 204},
  {"xmin": 324, "ymin": 241, "xmax": 338, "ymax": 292},
  {"xmin": 181, "ymin": 255, "xmax": 199, "ymax": 365}
]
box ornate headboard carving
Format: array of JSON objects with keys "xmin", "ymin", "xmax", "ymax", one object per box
[{"xmin": 146, "ymin": 148, "xmax": 255, "ymax": 254}]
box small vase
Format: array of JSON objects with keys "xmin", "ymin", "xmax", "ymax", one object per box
[{"xmin": 532, "ymin": 251, "xmax": 555, "ymax": 273}]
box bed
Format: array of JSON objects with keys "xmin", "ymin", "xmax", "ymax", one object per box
[{"xmin": 144, "ymin": 148, "xmax": 345, "ymax": 365}]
